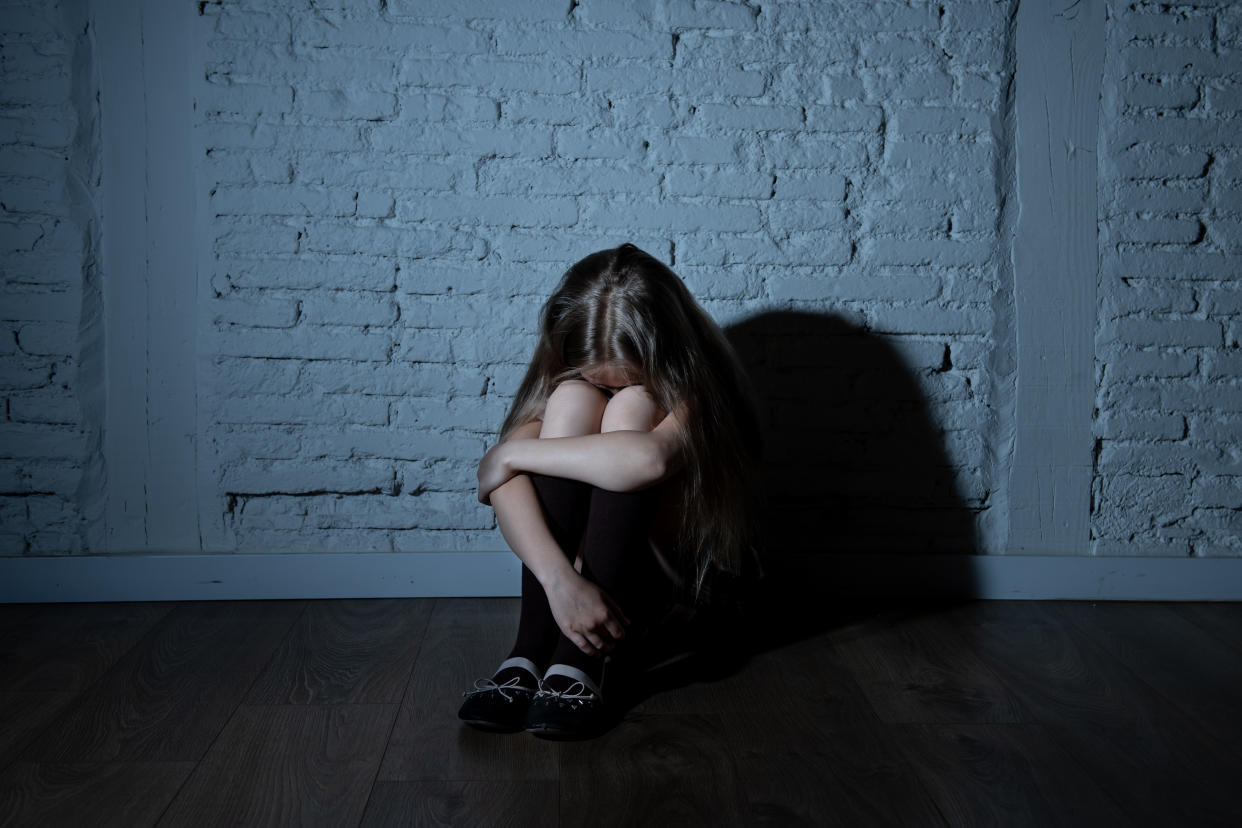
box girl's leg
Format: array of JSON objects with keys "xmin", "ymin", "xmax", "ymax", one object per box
[
  {"xmin": 497, "ymin": 381, "xmax": 607, "ymax": 685},
  {"xmin": 542, "ymin": 386, "xmax": 671, "ymax": 693}
]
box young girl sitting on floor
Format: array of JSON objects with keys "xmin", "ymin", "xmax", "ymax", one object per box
[{"xmin": 459, "ymin": 242, "xmax": 760, "ymax": 738}]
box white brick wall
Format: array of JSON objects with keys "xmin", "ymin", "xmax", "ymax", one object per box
[
  {"xmin": 2, "ymin": 0, "xmax": 1239, "ymax": 561},
  {"xmin": 0, "ymin": 0, "xmax": 95, "ymax": 555},
  {"xmin": 1095, "ymin": 0, "xmax": 1242, "ymax": 557}
]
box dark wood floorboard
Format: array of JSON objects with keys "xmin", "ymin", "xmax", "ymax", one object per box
[
  {"xmin": 3, "ymin": 597, "xmax": 1240, "ymax": 826},
  {"xmin": 1058, "ymin": 601, "xmax": 1242, "ymax": 765},
  {"xmin": 156, "ymin": 704, "xmax": 395, "ymax": 828},
  {"xmin": 0, "ymin": 602, "xmax": 171, "ymax": 693},
  {"xmin": 895, "ymin": 723, "xmax": 1134, "ymax": 826},
  {"xmin": 1169, "ymin": 601, "xmax": 1242, "ymax": 655},
  {"xmin": 822, "ymin": 603, "xmax": 1025, "ymax": 723},
  {"xmin": 556, "ymin": 713, "xmax": 745, "ymax": 827},
  {"xmin": 0, "ymin": 761, "xmax": 195, "ymax": 828},
  {"xmin": 0, "ymin": 604, "xmax": 39, "ymax": 635},
  {"xmin": 378, "ymin": 598, "xmax": 559, "ymax": 782},
  {"xmin": 960, "ymin": 601, "xmax": 1242, "ymax": 826},
  {"xmin": 360, "ymin": 780, "xmax": 559, "ymax": 827},
  {"xmin": 0, "ymin": 692, "xmax": 75, "ymax": 770},
  {"xmin": 21, "ymin": 601, "xmax": 303, "ymax": 763},
  {"xmin": 246, "ymin": 598, "xmax": 432, "ymax": 705}
]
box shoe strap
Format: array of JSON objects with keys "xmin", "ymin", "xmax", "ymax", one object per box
[
  {"xmin": 495, "ymin": 656, "xmax": 542, "ymax": 681},
  {"xmin": 541, "ymin": 663, "xmax": 603, "ymax": 699}
]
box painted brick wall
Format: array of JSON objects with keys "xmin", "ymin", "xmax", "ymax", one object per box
[
  {"xmin": 198, "ymin": 0, "xmax": 1009, "ymax": 556},
  {"xmin": 0, "ymin": 0, "xmax": 96, "ymax": 555},
  {"xmin": 1095, "ymin": 0, "xmax": 1242, "ymax": 557},
  {"xmin": 1, "ymin": 0, "xmax": 1238, "ymax": 562}
]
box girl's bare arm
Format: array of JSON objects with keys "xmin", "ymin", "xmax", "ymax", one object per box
[
  {"xmin": 484, "ymin": 419, "xmax": 629, "ymax": 654},
  {"xmin": 478, "ymin": 404, "xmax": 686, "ymax": 502}
]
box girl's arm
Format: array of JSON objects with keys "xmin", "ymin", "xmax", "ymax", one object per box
[
  {"xmin": 478, "ymin": 404, "xmax": 686, "ymax": 503},
  {"xmin": 485, "ymin": 419, "xmax": 630, "ymax": 654}
]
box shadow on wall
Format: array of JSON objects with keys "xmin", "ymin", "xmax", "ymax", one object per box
[{"xmin": 724, "ymin": 310, "xmax": 981, "ymax": 627}]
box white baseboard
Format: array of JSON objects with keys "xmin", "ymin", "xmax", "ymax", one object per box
[
  {"xmin": 0, "ymin": 552, "xmax": 521, "ymax": 603},
  {"xmin": 0, "ymin": 552, "xmax": 1238, "ymax": 603}
]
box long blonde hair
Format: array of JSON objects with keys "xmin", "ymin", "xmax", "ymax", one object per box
[{"xmin": 500, "ymin": 243, "xmax": 760, "ymax": 601}]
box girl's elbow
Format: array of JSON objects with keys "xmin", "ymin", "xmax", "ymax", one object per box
[{"xmin": 637, "ymin": 441, "xmax": 671, "ymax": 488}]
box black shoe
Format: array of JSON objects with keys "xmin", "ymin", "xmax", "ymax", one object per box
[
  {"xmin": 524, "ymin": 665, "xmax": 611, "ymax": 740},
  {"xmin": 458, "ymin": 657, "xmax": 541, "ymax": 732}
]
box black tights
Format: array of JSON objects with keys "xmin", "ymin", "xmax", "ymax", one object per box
[{"xmin": 503, "ymin": 473, "xmax": 669, "ymax": 687}]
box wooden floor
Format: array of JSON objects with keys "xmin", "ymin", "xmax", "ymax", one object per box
[{"xmin": 1, "ymin": 597, "xmax": 1240, "ymax": 826}]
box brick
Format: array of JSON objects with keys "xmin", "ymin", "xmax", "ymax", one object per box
[
  {"xmin": 224, "ymin": 257, "xmax": 397, "ymax": 292},
  {"xmin": 672, "ymin": 65, "xmax": 766, "ymax": 98},
  {"xmin": 1112, "ymin": 250, "xmax": 1235, "ymax": 280},
  {"xmin": 1103, "ymin": 350, "xmax": 1198, "ymax": 380},
  {"xmin": 14, "ymin": 321, "xmax": 75, "ymax": 356},
  {"xmin": 766, "ymin": 2, "xmax": 936, "ymax": 33},
  {"xmin": 648, "ymin": 135, "xmax": 743, "ymax": 165},
  {"xmin": 555, "ymin": 128, "xmax": 646, "ymax": 161},
  {"xmin": 398, "ymin": 194, "xmax": 580, "ymax": 228},
  {"xmin": 500, "ymin": 94, "xmax": 597, "ymax": 126},
  {"xmin": 1201, "ymin": 286, "xmax": 1242, "ymax": 315},
  {"xmin": 1127, "ymin": 77, "xmax": 1201, "ymax": 109},
  {"xmin": 1098, "ymin": 411, "xmax": 1186, "ymax": 440},
  {"xmin": 370, "ymin": 124, "xmax": 554, "ymax": 158},
  {"xmin": 8, "ymin": 387, "xmax": 80, "ymax": 425},
  {"xmin": 891, "ymin": 107, "xmax": 993, "ymax": 137},
  {"xmin": 388, "ymin": 0, "xmax": 568, "ymax": 21},
  {"xmin": 298, "ymin": 361, "xmax": 487, "ymax": 397},
  {"xmin": 865, "ymin": 305, "xmax": 991, "ymax": 336},
  {"xmin": 1112, "ymin": 318, "xmax": 1221, "ymax": 348},
  {"xmin": 884, "ymin": 139, "xmax": 993, "ymax": 171},
  {"xmin": 0, "ymin": 425, "xmax": 86, "ymax": 460},
  {"xmin": 665, "ymin": 0, "xmax": 758, "ymax": 30},
  {"xmin": 199, "ymin": 82, "xmax": 293, "ymax": 119},
  {"xmin": 1122, "ymin": 43, "xmax": 1232, "ymax": 76},
  {"xmin": 293, "ymin": 20, "xmax": 488, "ymax": 54},
  {"xmin": 580, "ymin": 199, "xmax": 761, "ymax": 233},
  {"xmin": 664, "ymin": 168, "xmax": 773, "ymax": 199},
  {"xmin": 402, "ymin": 59, "xmax": 580, "ymax": 94},
  {"xmin": 766, "ymin": 201, "xmax": 847, "ymax": 231},
  {"xmin": 693, "ymin": 103, "xmax": 803, "ymax": 131},
  {"xmin": 769, "ymin": 271, "xmax": 941, "ymax": 303},
  {"xmin": 211, "ymin": 185, "xmax": 357, "ymax": 217},
  {"xmin": 757, "ymin": 133, "xmax": 869, "ymax": 168},
  {"xmin": 803, "ymin": 105, "xmax": 884, "ymax": 133},
  {"xmin": 861, "ymin": 238, "xmax": 992, "ymax": 268},
  {"xmin": 584, "ymin": 64, "xmax": 674, "ymax": 97},
  {"xmin": 1113, "ymin": 115, "xmax": 1239, "ymax": 147},
  {"xmin": 478, "ymin": 159, "xmax": 660, "ymax": 196},
  {"xmin": 1117, "ymin": 180, "xmax": 1208, "ymax": 212},
  {"xmin": 215, "ymin": 10, "xmax": 292, "ymax": 41},
  {"xmin": 883, "ymin": 69, "xmax": 955, "ymax": 101},
  {"xmin": 497, "ymin": 28, "xmax": 671, "ymax": 60},
  {"xmin": 0, "ymin": 290, "xmax": 79, "ymax": 324},
  {"xmin": 1118, "ymin": 10, "xmax": 1213, "ymax": 42},
  {"xmin": 1204, "ymin": 351, "xmax": 1242, "ymax": 379},
  {"xmin": 211, "ymin": 327, "xmax": 393, "ymax": 361},
  {"xmin": 1112, "ymin": 217, "xmax": 1204, "ymax": 245},
  {"xmin": 296, "ymin": 89, "xmax": 398, "ymax": 121},
  {"xmin": 773, "ymin": 171, "xmax": 846, "ymax": 201}
]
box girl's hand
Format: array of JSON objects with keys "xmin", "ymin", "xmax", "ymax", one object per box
[
  {"xmin": 477, "ymin": 442, "xmax": 516, "ymax": 505},
  {"xmin": 544, "ymin": 569, "xmax": 630, "ymax": 657}
]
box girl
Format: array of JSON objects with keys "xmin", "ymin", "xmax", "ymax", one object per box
[{"xmin": 458, "ymin": 243, "xmax": 760, "ymax": 738}]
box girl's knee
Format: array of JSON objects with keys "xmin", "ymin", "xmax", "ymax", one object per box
[
  {"xmin": 541, "ymin": 380, "xmax": 608, "ymax": 437},
  {"xmin": 601, "ymin": 385, "xmax": 663, "ymax": 433}
]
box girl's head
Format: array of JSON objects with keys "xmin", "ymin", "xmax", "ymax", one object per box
[
  {"xmin": 534, "ymin": 244, "xmax": 722, "ymax": 409},
  {"xmin": 502, "ymin": 243, "xmax": 761, "ymax": 600}
]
